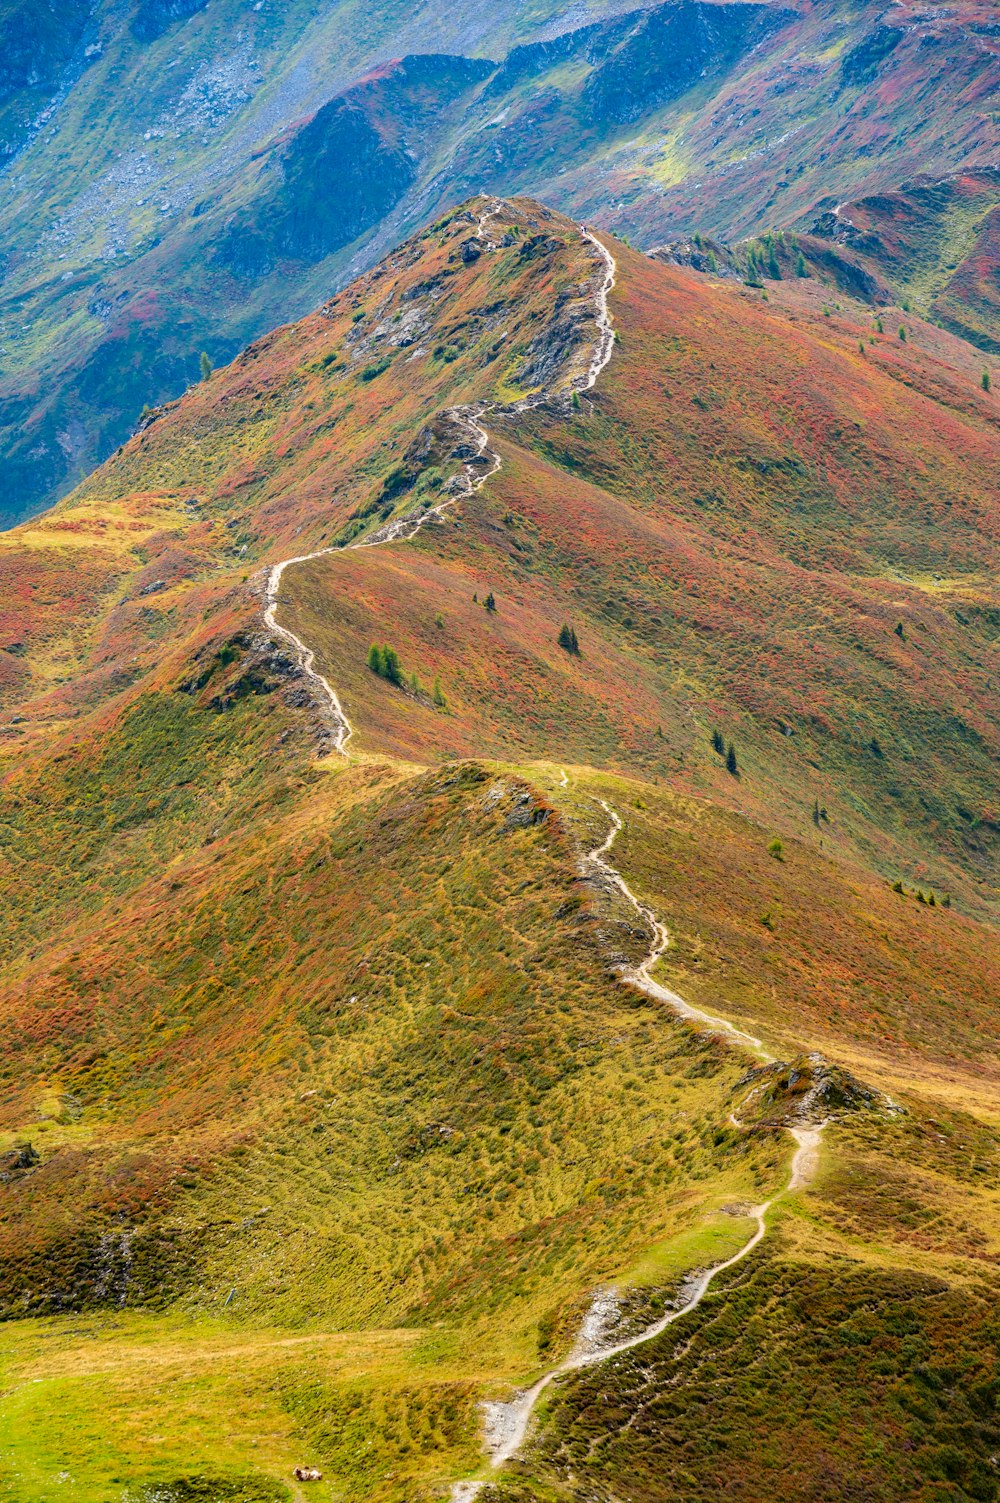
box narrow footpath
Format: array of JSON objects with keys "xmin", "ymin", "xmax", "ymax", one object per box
[
  {"xmin": 258, "ymin": 201, "xmax": 822, "ymax": 1495},
  {"xmin": 263, "ymin": 196, "xmax": 616, "ymax": 756}
]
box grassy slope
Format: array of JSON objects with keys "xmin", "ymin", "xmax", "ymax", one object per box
[
  {"xmin": 0, "ymin": 202, "xmax": 998, "ymax": 1500},
  {"xmin": 287, "ymin": 243, "xmax": 999, "ymax": 914}
]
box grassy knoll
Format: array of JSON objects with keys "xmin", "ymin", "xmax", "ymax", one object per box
[
  {"xmin": 0, "ymin": 749, "xmax": 791, "ymax": 1503},
  {"xmin": 473, "ymin": 767, "xmax": 1000, "ymax": 1503}
]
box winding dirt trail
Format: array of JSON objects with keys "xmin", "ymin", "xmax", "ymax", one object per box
[
  {"xmin": 475, "ymin": 1129, "xmax": 819, "ymax": 1480},
  {"xmin": 260, "ymin": 207, "xmax": 819, "ymax": 1496},
  {"xmin": 588, "ymin": 800, "xmax": 769, "ymax": 1058},
  {"xmin": 262, "ymin": 197, "xmax": 616, "ymax": 756},
  {"xmin": 450, "ymin": 798, "xmax": 825, "ymax": 1500}
]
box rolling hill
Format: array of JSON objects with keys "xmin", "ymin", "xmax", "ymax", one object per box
[{"xmin": 1, "ymin": 196, "xmax": 998, "ymax": 1502}]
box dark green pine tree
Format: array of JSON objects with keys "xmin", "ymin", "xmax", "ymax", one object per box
[
  {"xmin": 711, "ymin": 729, "xmax": 724, "ymax": 755},
  {"xmin": 484, "ymin": 592, "xmax": 497, "ymax": 613},
  {"xmin": 381, "ymin": 644, "xmax": 404, "ymax": 685},
  {"xmin": 726, "ymin": 743, "xmax": 738, "ymax": 776}
]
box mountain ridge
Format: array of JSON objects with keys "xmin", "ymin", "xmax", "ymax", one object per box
[
  {"xmin": 0, "ymin": 195, "xmax": 998, "ymax": 1502},
  {"xmin": 1, "ymin": 0, "xmax": 997, "ymax": 527}
]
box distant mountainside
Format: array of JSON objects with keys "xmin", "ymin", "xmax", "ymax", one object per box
[
  {"xmin": 0, "ymin": 0, "xmax": 997, "ymax": 528},
  {"xmin": 1, "ymin": 197, "xmax": 998, "ymax": 1500},
  {"xmin": 652, "ymin": 168, "xmax": 1000, "ymax": 345},
  {"xmin": 812, "ymin": 169, "xmax": 1000, "ymax": 353}
]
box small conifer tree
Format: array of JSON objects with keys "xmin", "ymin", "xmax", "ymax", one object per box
[
  {"xmin": 484, "ymin": 592, "xmax": 497, "ymax": 612},
  {"xmin": 381, "ymin": 644, "xmax": 403, "ymax": 685},
  {"xmin": 726, "ymin": 743, "xmax": 738, "ymax": 776},
  {"xmin": 432, "ymin": 676, "xmax": 446, "ymax": 708},
  {"xmin": 982, "ymin": 370, "xmax": 991, "ymax": 393},
  {"xmin": 199, "ymin": 351, "xmax": 212, "ymax": 381},
  {"xmin": 367, "ymin": 644, "xmax": 384, "ymax": 675},
  {"xmin": 898, "ymin": 325, "xmax": 907, "ymax": 342},
  {"xmin": 711, "ymin": 729, "xmax": 724, "ymax": 755},
  {"xmin": 795, "ymin": 252, "xmax": 808, "ymax": 277}
]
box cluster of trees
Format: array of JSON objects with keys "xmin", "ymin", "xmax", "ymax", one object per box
[
  {"xmin": 711, "ymin": 728, "xmax": 738, "ymax": 776},
  {"xmin": 891, "ymin": 880, "xmax": 949, "ymax": 908},
  {"xmin": 367, "ymin": 642, "xmax": 404, "ymax": 684},
  {"xmin": 367, "ymin": 644, "xmax": 446, "ymax": 707},
  {"xmin": 745, "ymin": 230, "xmax": 787, "ymax": 284},
  {"xmin": 558, "ymin": 623, "xmax": 580, "ymax": 655}
]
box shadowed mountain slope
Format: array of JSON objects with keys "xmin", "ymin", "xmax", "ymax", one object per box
[
  {"xmin": 1, "ymin": 0, "xmax": 998, "ymax": 526},
  {"xmin": 813, "ymin": 169, "xmax": 1000, "ymax": 353}
]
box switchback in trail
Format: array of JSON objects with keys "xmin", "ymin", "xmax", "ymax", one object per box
[{"xmin": 262, "ymin": 196, "xmax": 617, "ymax": 756}]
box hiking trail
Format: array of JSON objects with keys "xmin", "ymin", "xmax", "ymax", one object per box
[
  {"xmin": 260, "ymin": 202, "xmax": 821, "ymax": 1499},
  {"xmin": 263, "ymin": 196, "xmax": 616, "ymax": 756},
  {"xmin": 449, "ymin": 798, "xmax": 825, "ymax": 1500}
]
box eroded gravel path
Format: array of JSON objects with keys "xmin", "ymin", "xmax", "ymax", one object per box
[
  {"xmin": 262, "ymin": 197, "xmax": 616, "ymax": 755},
  {"xmin": 450, "ymin": 800, "xmax": 825, "ymax": 1498}
]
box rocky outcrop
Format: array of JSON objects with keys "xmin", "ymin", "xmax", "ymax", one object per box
[{"xmin": 736, "ymin": 1053, "xmax": 892, "ymax": 1129}]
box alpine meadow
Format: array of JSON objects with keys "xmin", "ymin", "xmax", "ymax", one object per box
[{"xmin": 0, "ymin": 5, "xmax": 998, "ymax": 1503}]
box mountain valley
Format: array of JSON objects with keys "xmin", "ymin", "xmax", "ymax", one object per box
[{"xmin": 0, "ymin": 0, "xmax": 997, "ymax": 525}]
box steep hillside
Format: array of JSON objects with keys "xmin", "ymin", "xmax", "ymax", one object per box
[
  {"xmin": 813, "ymin": 169, "xmax": 1000, "ymax": 353},
  {"xmin": 2, "ymin": 0, "xmax": 998, "ymax": 526},
  {"xmin": 1, "ymin": 199, "xmax": 998, "ymax": 1502}
]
